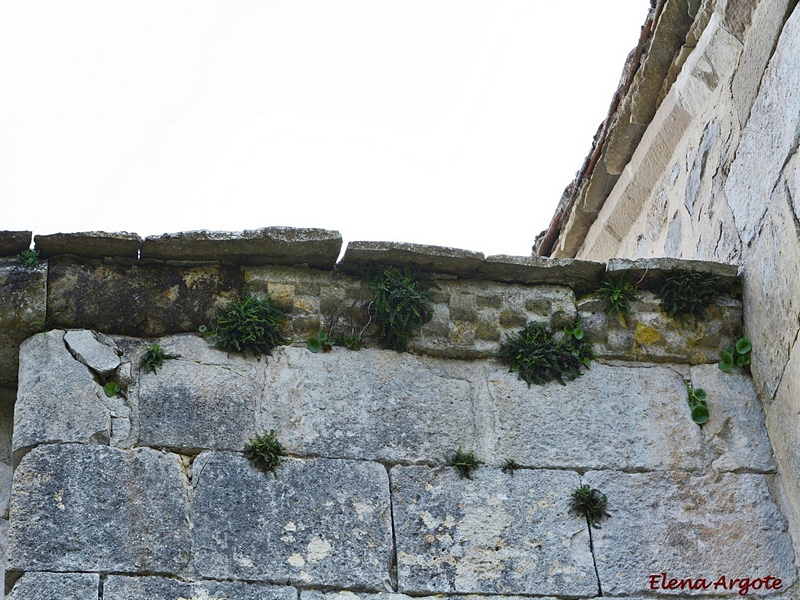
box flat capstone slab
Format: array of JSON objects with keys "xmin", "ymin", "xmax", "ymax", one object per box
[
  {"xmin": 338, "ymin": 241, "xmax": 485, "ymax": 276},
  {"xmin": 192, "ymin": 452, "xmax": 393, "ymax": 590},
  {"xmin": 34, "ymin": 231, "xmax": 143, "ymax": 259},
  {"xmin": 478, "ymin": 255, "xmax": 605, "ymax": 291},
  {"xmin": 487, "ymin": 362, "xmax": 707, "ymax": 471},
  {"xmin": 6, "ymin": 572, "xmax": 99, "ymax": 600},
  {"xmin": 104, "ymin": 575, "xmax": 299, "ymax": 600},
  {"xmin": 391, "ymin": 465, "xmax": 597, "ymax": 596},
  {"xmin": 8, "ymin": 445, "xmax": 191, "ymax": 574},
  {"xmin": 606, "ymin": 257, "xmax": 740, "ymax": 291},
  {"xmin": 585, "ymin": 470, "xmax": 798, "ymax": 595},
  {"xmin": 0, "ymin": 230, "xmax": 32, "ymax": 256},
  {"xmin": 141, "ymin": 227, "xmax": 342, "ymax": 269},
  {"xmin": 259, "ymin": 347, "xmax": 475, "ymax": 463}
]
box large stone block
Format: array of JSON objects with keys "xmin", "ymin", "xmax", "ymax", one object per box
[
  {"xmin": 136, "ymin": 335, "xmax": 261, "ymax": 451},
  {"xmin": 487, "ymin": 362, "xmax": 707, "ymax": 471},
  {"xmin": 0, "ymin": 232, "xmax": 31, "ymax": 257},
  {"xmin": 104, "ymin": 575, "xmax": 298, "ymax": 600},
  {"xmin": 301, "ymin": 592, "xmax": 547, "ymax": 600},
  {"xmin": 8, "ymin": 445, "xmax": 191, "ymax": 574},
  {"xmin": 0, "ymin": 258, "xmax": 46, "ymax": 385},
  {"xmin": 339, "ymin": 241, "xmax": 484, "ymax": 276},
  {"xmin": 391, "ymin": 466, "xmax": 596, "ymax": 596},
  {"xmin": 192, "ymin": 453, "xmax": 393, "ymax": 590},
  {"xmin": 34, "ymin": 231, "xmax": 142, "ymax": 260},
  {"xmin": 690, "ymin": 364, "xmax": 776, "ymax": 472},
  {"xmin": 14, "ymin": 331, "xmax": 110, "ymax": 455},
  {"xmin": 585, "ymin": 470, "xmax": 797, "ymax": 595},
  {"xmin": 258, "ymin": 347, "xmax": 474, "ymax": 463},
  {"xmin": 46, "ymin": 255, "xmax": 243, "ymax": 337},
  {"xmin": 477, "ymin": 256, "xmax": 605, "ymax": 291},
  {"xmin": 6, "ymin": 572, "xmax": 99, "ymax": 600},
  {"xmin": 64, "ymin": 329, "xmax": 121, "ymax": 377}
]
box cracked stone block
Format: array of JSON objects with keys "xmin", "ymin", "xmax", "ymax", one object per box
[
  {"xmin": 136, "ymin": 335, "xmax": 261, "ymax": 451},
  {"xmin": 192, "ymin": 452, "xmax": 392, "ymax": 589},
  {"xmin": 8, "ymin": 445, "xmax": 191, "ymax": 574},
  {"xmin": 64, "ymin": 330, "xmax": 121, "ymax": 377},
  {"xmin": 691, "ymin": 364, "xmax": 776, "ymax": 472},
  {"xmin": 585, "ymin": 470, "xmax": 797, "ymax": 596},
  {"xmin": 13, "ymin": 331, "xmax": 110, "ymax": 455},
  {"xmin": 258, "ymin": 347, "xmax": 474, "ymax": 463},
  {"xmin": 488, "ymin": 362, "xmax": 707, "ymax": 470},
  {"xmin": 0, "ymin": 258, "xmax": 46, "ymax": 385},
  {"xmin": 6, "ymin": 572, "xmax": 99, "ymax": 600},
  {"xmin": 104, "ymin": 575, "xmax": 298, "ymax": 600},
  {"xmin": 391, "ymin": 466, "xmax": 596, "ymax": 596}
]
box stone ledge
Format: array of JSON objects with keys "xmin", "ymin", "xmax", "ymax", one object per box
[
  {"xmin": 34, "ymin": 231, "xmax": 143, "ymax": 260},
  {"xmin": 607, "ymin": 257, "xmax": 740, "ymax": 291},
  {"xmin": 478, "ymin": 254, "xmax": 605, "ymax": 291},
  {"xmin": 140, "ymin": 227, "xmax": 342, "ymax": 269},
  {"xmin": 338, "ymin": 241, "xmax": 485, "ymax": 276},
  {"xmin": 0, "ymin": 231, "xmax": 32, "ymax": 257}
]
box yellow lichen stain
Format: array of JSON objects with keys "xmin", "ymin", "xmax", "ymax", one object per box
[
  {"xmin": 287, "ymin": 553, "xmax": 306, "ymax": 567},
  {"xmin": 635, "ymin": 323, "xmax": 662, "ymax": 345},
  {"xmin": 307, "ymin": 536, "xmax": 332, "ymax": 562},
  {"xmin": 53, "ymin": 488, "xmax": 65, "ymax": 511},
  {"xmin": 425, "ymin": 534, "xmax": 436, "ymax": 543}
]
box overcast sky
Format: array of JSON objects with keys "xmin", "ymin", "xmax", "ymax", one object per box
[{"xmin": 1, "ymin": 1, "xmax": 649, "ymax": 257}]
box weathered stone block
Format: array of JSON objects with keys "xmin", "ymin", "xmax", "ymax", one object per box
[
  {"xmin": 0, "ymin": 258, "xmax": 46, "ymax": 385},
  {"xmin": 691, "ymin": 364, "xmax": 776, "ymax": 472},
  {"xmin": 14, "ymin": 331, "xmax": 110, "ymax": 455},
  {"xmin": 64, "ymin": 329, "xmax": 121, "ymax": 377},
  {"xmin": 47, "ymin": 255, "xmax": 243, "ymax": 337},
  {"xmin": 141, "ymin": 227, "xmax": 342, "ymax": 269},
  {"xmin": 606, "ymin": 256, "xmax": 740, "ymax": 291},
  {"xmin": 34, "ymin": 231, "xmax": 142, "ymax": 260},
  {"xmin": 0, "ymin": 232, "xmax": 31, "ymax": 257},
  {"xmin": 104, "ymin": 575, "xmax": 298, "ymax": 600},
  {"xmin": 6, "ymin": 572, "xmax": 99, "ymax": 600},
  {"xmin": 391, "ymin": 466, "xmax": 596, "ymax": 596},
  {"xmin": 137, "ymin": 335, "xmax": 261, "ymax": 451},
  {"xmin": 192, "ymin": 453, "xmax": 392, "ymax": 589},
  {"xmin": 339, "ymin": 241, "xmax": 484, "ymax": 276},
  {"xmin": 488, "ymin": 362, "xmax": 707, "ymax": 471},
  {"xmin": 301, "ymin": 592, "xmax": 547, "ymax": 600},
  {"xmin": 478, "ymin": 255, "xmax": 605, "ymax": 291},
  {"xmin": 586, "ymin": 470, "xmax": 797, "ymax": 595},
  {"xmin": 8, "ymin": 445, "xmax": 191, "ymax": 574},
  {"xmin": 258, "ymin": 347, "xmax": 474, "ymax": 463}
]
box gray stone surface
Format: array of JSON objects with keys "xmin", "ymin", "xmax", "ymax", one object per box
[
  {"xmin": 725, "ymin": 5, "xmax": 800, "ymax": 244},
  {"xmin": 478, "ymin": 255, "xmax": 605, "ymax": 291},
  {"xmin": 0, "ymin": 231, "xmax": 32, "ymax": 257},
  {"xmin": 136, "ymin": 335, "xmax": 261, "ymax": 451},
  {"xmin": 339, "ymin": 241, "xmax": 484, "ymax": 276},
  {"xmin": 258, "ymin": 347, "xmax": 475, "ymax": 463},
  {"xmin": 585, "ymin": 470, "xmax": 797, "ymax": 596},
  {"xmin": 34, "ymin": 231, "xmax": 142, "ymax": 260},
  {"xmin": 8, "ymin": 445, "xmax": 191, "ymax": 574},
  {"xmin": 14, "ymin": 331, "xmax": 110, "ymax": 455},
  {"xmin": 606, "ymin": 256, "xmax": 740, "ymax": 290},
  {"xmin": 488, "ymin": 362, "xmax": 707, "ymax": 471},
  {"xmin": 47, "ymin": 255, "xmax": 244, "ymax": 337},
  {"xmin": 301, "ymin": 593, "xmax": 548, "ymax": 600},
  {"xmin": 391, "ymin": 466, "xmax": 596, "ymax": 596},
  {"xmin": 104, "ymin": 575, "xmax": 298, "ymax": 600},
  {"xmin": 0, "ymin": 388, "xmax": 13, "ymax": 518},
  {"xmin": 141, "ymin": 227, "xmax": 342, "ymax": 269},
  {"xmin": 64, "ymin": 329, "xmax": 121, "ymax": 377},
  {"xmin": 691, "ymin": 364, "xmax": 777, "ymax": 472},
  {"xmin": 192, "ymin": 453, "xmax": 392, "ymax": 589},
  {"xmin": 0, "ymin": 258, "xmax": 46, "ymax": 385},
  {"xmin": 6, "ymin": 572, "xmax": 99, "ymax": 600}
]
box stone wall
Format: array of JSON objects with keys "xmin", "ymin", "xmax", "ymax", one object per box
[
  {"xmin": 545, "ymin": 0, "xmax": 800, "ymax": 557},
  {"xmin": 0, "ymin": 229, "xmax": 797, "ymax": 597}
]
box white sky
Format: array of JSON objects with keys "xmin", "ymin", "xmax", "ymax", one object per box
[{"xmin": 1, "ymin": 1, "xmax": 649, "ymax": 257}]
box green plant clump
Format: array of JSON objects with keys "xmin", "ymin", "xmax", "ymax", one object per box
[
  {"xmin": 570, "ymin": 484, "xmax": 610, "ymax": 528},
  {"xmin": 719, "ymin": 336, "xmax": 752, "ymax": 372},
  {"xmin": 597, "ymin": 274, "xmax": 638, "ymax": 318},
  {"xmin": 365, "ymin": 266, "xmax": 434, "ymax": 352},
  {"xmin": 686, "ymin": 382, "xmax": 710, "ymax": 425},
  {"xmin": 103, "ymin": 381, "xmax": 121, "ymax": 397},
  {"xmin": 140, "ymin": 343, "xmax": 179, "ymax": 374},
  {"xmin": 659, "ymin": 270, "xmax": 719, "ymax": 322},
  {"xmin": 445, "ymin": 447, "xmax": 483, "ymax": 480},
  {"xmin": 18, "ymin": 249, "xmax": 39, "ymax": 267},
  {"xmin": 501, "ymin": 459, "xmax": 521, "ymax": 475},
  {"xmin": 498, "ymin": 321, "xmax": 593, "ymax": 386},
  {"xmin": 244, "ymin": 430, "xmax": 288, "ymax": 476},
  {"xmin": 306, "ymin": 330, "xmax": 362, "ymax": 353},
  {"xmin": 212, "ymin": 293, "xmax": 289, "ymax": 358}
]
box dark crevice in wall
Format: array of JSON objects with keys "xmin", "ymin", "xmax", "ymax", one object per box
[{"xmin": 386, "ymin": 466, "xmax": 399, "ymax": 592}]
